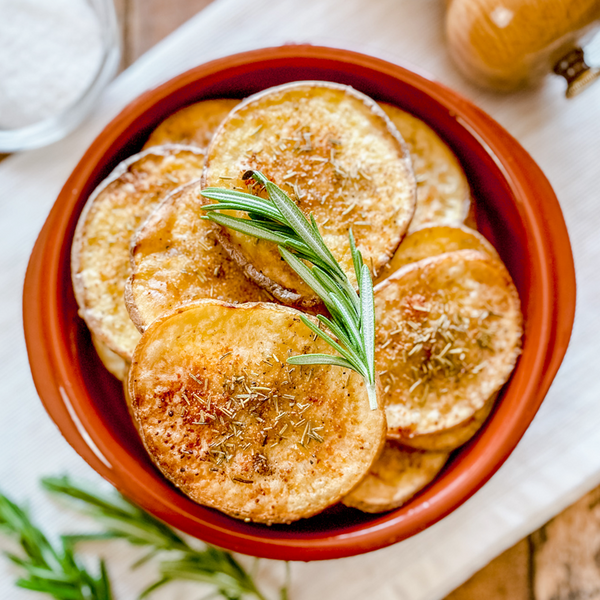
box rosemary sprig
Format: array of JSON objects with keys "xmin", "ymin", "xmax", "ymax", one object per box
[
  {"xmin": 201, "ymin": 170, "xmax": 378, "ymax": 410},
  {"xmin": 41, "ymin": 477, "xmax": 272, "ymax": 600},
  {"xmin": 0, "ymin": 491, "xmax": 112, "ymax": 600}
]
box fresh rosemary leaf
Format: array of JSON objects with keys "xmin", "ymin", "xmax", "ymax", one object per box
[
  {"xmin": 285, "ymin": 353, "xmax": 356, "ymax": 370},
  {"xmin": 201, "ymin": 197, "xmax": 281, "ymax": 222},
  {"xmin": 148, "ymin": 551, "xmax": 267, "ymax": 600},
  {"xmin": 327, "ymin": 292, "xmax": 363, "ymax": 350},
  {"xmin": 359, "ymin": 263, "xmax": 377, "ymax": 410},
  {"xmin": 279, "ymin": 239, "xmax": 320, "ymax": 263},
  {"xmin": 206, "ymin": 213, "xmax": 292, "ymax": 247},
  {"xmin": 316, "ymin": 314, "xmax": 356, "ymax": 352},
  {"xmin": 349, "ymin": 229, "xmax": 364, "ymax": 287},
  {"xmin": 201, "ymin": 171, "xmax": 378, "ymax": 409},
  {"xmin": 278, "ymin": 247, "xmax": 332, "ymax": 306},
  {"xmin": 280, "ymin": 562, "xmax": 290, "ymax": 600},
  {"xmin": 200, "ymin": 188, "xmax": 260, "ymax": 204},
  {"xmin": 0, "ymin": 492, "xmax": 113, "ymax": 600},
  {"xmin": 292, "ymin": 314, "xmax": 366, "ymax": 376},
  {"xmin": 309, "ymin": 266, "xmax": 359, "ymax": 321}
]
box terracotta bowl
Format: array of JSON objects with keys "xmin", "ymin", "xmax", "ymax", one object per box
[{"xmin": 23, "ymin": 45, "xmax": 576, "ymax": 561}]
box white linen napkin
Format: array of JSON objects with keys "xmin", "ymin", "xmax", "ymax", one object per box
[{"xmin": 1, "ymin": 0, "xmax": 600, "ymax": 598}]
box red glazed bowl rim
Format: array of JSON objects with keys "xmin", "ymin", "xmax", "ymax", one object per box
[{"xmin": 23, "ymin": 45, "xmax": 576, "ymax": 561}]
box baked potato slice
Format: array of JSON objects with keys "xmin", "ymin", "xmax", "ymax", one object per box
[
  {"xmin": 71, "ymin": 145, "xmax": 205, "ymax": 361},
  {"xmin": 203, "ymin": 81, "xmax": 416, "ymax": 308},
  {"xmin": 376, "ymin": 224, "xmax": 498, "ymax": 284},
  {"xmin": 125, "ymin": 180, "xmax": 269, "ymax": 332},
  {"xmin": 380, "ymin": 103, "xmax": 470, "ymax": 232},
  {"xmin": 375, "ymin": 250, "xmax": 522, "ymax": 441},
  {"xmin": 91, "ymin": 335, "xmax": 129, "ymax": 381},
  {"xmin": 396, "ymin": 391, "xmax": 498, "ymax": 452},
  {"xmin": 342, "ymin": 442, "xmax": 448, "ymax": 513},
  {"xmin": 128, "ymin": 300, "xmax": 387, "ymax": 524},
  {"xmin": 143, "ymin": 99, "xmax": 240, "ymax": 150}
]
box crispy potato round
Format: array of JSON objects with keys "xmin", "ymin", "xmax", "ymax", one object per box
[
  {"xmin": 375, "ymin": 250, "xmax": 522, "ymax": 440},
  {"xmin": 143, "ymin": 99, "xmax": 240, "ymax": 150},
  {"xmin": 128, "ymin": 300, "xmax": 387, "ymax": 524},
  {"xmin": 342, "ymin": 442, "xmax": 448, "ymax": 513},
  {"xmin": 125, "ymin": 180, "xmax": 270, "ymax": 332},
  {"xmin": 380, "ymin": 103, "xmax": 470, "ymax": 232},
  {"xmin": 396, "ymin": 391, "xmax": 497, "ymax": 451},
  {"xmin": 71, "ymin": 145, "xmax": 205, "ymax": 360},
  {"xmin": 376, "ymin": 224, "xmax": 498, "ymax": 284},
  {"xmin": 203, "ymin": 81, "xmax": 416, "ymax": 308},
  {"xmin": 91, "ymin": 335, "xmax": 129, "ymax": 381}
]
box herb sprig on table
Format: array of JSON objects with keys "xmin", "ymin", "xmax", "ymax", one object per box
[
  {"xmin": 0, "ymin": 492, "xmax": 112, "ymax": 599},
  {"xmin": 42, "ymin": 476, "xmax": 275, "ymax": 600},
  {"xmin": 201, "ymin": 170, "xmax": 378, "ymax": 410},
  {"xmin": 0, "ymin": 478, "xmax": 286, "ymax": 600}
]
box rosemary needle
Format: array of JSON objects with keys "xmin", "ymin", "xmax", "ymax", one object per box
[
  {"xmin": 201, "ymin": 170, "xmax": 378, "ymax": 410},
  {"xmin": 0, "ymin": 491, "xmax": 113, "ymax": 600}
]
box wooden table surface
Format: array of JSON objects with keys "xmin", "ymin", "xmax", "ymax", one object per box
[{"xmin": 7, "ymin": 1, "xmax": 596, "ymax": 598}]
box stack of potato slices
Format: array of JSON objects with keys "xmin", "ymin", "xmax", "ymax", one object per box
[
  {"xmin": 143, "ymin": 99, "xmax": 240, "ymax": 150},
  {"xmin": 72, "ymin": 145, "xmax": 205, "ymax": 374},
  {"xmin": 72, "ymin": 84, "xmax": 522, "ymax": 523},
  {"xmin": 125, "ymin": 180, "xmax": 268, "ymax": 331}
]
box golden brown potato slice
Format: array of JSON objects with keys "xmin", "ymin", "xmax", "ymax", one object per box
[
  {"xmin": 397, "ymin": 391, "xmax": 497, "ymax": 452},
  {"xmin": 71, "ymin": 145, "xmax": 205, "ymax": 361},
  {"xmin": 375, "ymin": 250, "xmax": 522, "ymax": 441},
  {"xmin": 343, "ymin": 442, "xmax": 448, "ymax": 513},
  {"xmin": 91, "ymin": 335, "xmax": 129, "ymax": 381},
  {"xmin": 128, "ymin": 300, "xmax": 387, "ymax": 524},
  {"xmin": 143, "ymin": 99, "xmax": 240, "ymax": 150},
  {"xmin": 125, "ymin": 180, "xmax": 270, "ymax": 332},
  {"xmin": 203, "ymin": 81, "xmax": 416, "ymax": 308},
  {"xmin": 380, "ymin": 103, "xmax": 470, "ymax": 232},
  {"xmin": 376, "ymin": 224, "xmax": 498, "ymax": 283}
]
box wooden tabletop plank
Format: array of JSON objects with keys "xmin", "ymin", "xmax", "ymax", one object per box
[
  {"xmin": 532, "ymin": 486, "xmax": 600, "ymax": 600},
  {"xmin": 444, "ymin": 539, "xmax": 532, "ymax": 600},
  {"xmin": 127, "ymin": 0, "xmax": 215, "ymax": 63}
]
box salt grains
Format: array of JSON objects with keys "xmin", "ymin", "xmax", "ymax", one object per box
[{"xmin": 0, "ymin": 0, "xmax": 104, "ymax": 129}]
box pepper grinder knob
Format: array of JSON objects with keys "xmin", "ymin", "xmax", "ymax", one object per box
[{"xmin": 553, "ymin": 47, "xmax": 600, "ymax": 98}]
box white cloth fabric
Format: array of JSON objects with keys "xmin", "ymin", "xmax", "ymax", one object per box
[{"xmin": 1, "ymin": 0, "xmax": 600, "ymax": 598}]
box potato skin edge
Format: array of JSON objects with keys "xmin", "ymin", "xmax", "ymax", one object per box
[{"xmin": 71, "ymin": 144, "xmax": 205, "ymax": 359}]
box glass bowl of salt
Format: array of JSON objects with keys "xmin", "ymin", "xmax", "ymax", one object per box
[{"xmin": 0, "ymin": 0, "xmax": 120, "ymax": 152}]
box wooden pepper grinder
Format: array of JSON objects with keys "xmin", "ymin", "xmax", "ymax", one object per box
[{"xmin": 445, "ymin": 0, "xmax": 600, "ymax": 97}]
